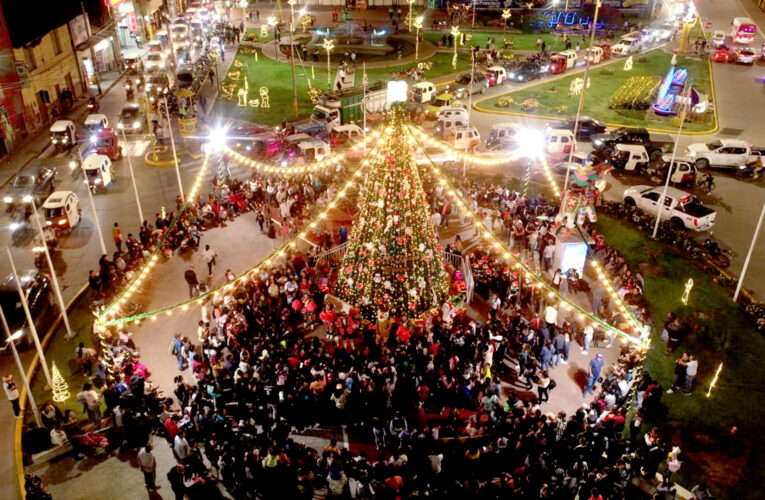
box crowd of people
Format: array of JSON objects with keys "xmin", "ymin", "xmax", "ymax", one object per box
[{"xmin": 20, "ymin": 150, "xmax": 711, "ymax": 499}]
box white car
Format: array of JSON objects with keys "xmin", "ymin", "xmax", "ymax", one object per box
[
  {"xmin": 623, "ymin": 185, "xmax": 716, "ymax": 231},
  {"xmin": 712, "ymin": 30, "xmax": 726, "ymax": 47},
  {"xmin": 144, "ymin": 52, "xmax": 166, "ymax": 72}
]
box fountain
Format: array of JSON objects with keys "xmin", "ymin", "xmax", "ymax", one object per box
[{"xmin": 305, "ymin": 25, "xmax": 395, "ymax": 56}]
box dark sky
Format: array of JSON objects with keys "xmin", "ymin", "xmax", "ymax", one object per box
[{"xmin": 1, "ymin": 0, "xmax": 106, "ymax": 48}]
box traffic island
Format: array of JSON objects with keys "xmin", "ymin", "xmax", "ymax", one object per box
[{"xmin": 474, "ymin": 49, "xmax": 717, "ymax": 134}]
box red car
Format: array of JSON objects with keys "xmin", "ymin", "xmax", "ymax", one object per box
[{"xmin": 713, "ymin": 46, "xmax": 730, "ymax": 63}]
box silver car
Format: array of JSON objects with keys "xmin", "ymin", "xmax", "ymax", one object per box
[{"xmin": 450, "ymin": 73, "xmax": 488, "ymax": 99}]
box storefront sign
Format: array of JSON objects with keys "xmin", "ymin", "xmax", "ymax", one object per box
[
  {"xmin": 68, "ymin": 14, "xmax": 89, "ymax": 47},
  {"xmin": 127, "ymin": 12, "xmax": 137, "ymax": 32}
]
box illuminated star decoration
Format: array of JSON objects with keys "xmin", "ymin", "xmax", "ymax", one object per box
[
  {"xmin": 569, "ymin": 77, "xmax": 590, "ymax": 96},
  {"xmin": 681, "ymin": 278, "xmax": 693, "ymax": 304},
  {"xmin": 501, "ymin": 9, "xmax": 512, "ymax": 21},
  {"xmin": 450, "ymin": 26, "xmax": 461, "ymax": 69},
  {"xmin": 624, "ymin": 56, "xmax": 633, "ymax": 71}
]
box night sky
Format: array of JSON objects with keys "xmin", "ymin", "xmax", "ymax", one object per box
[{"xmin": 0, "ymin": 0, "xmax": 106, "ymax": 48}]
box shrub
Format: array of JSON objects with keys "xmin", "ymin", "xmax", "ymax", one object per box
[
  {"xmin": 608, "ymin": 76, "xmax": 661, "ymax": 111},
  {"xmin": 496, "ymin": 95, "xmax": 515, "ymax": 108},
  {"xmin": 520, "ymin": 98, "xmax": 539, "ymax": 111}
]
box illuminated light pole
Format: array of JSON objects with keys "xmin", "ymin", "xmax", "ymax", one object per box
[
  {"xmin": 29, "ymin": 199, "xmax": 73, "ymax": 340},
  {"xmin": 322, "ymin": 38, "xmax": 335, "ymax": 90},
  {"xmin": 652, "ymin": 80, "xmax": 691, "ymax": 239},
  {"xmin": 120, "ymin": 127, "xmax": 144, "ymax": 225},
  {"xmin": 462, "ymin": 49, "xmax": 476, "ymax": 178},
  {"xmin": 163, "ymin": 96, "xmax": 184, "ymax": 204},
  {"xmin": 6, "ymin": 248, "xmax": 51, "ymax": 387},
  {"xmin": 414, "ymin": 16, "xmax": 424, "ymax": 61},
  {"xmin": 0, "ymin": 310, "xmax": 41, "ymax": 426},
  {"xmin": 287, "ymin": 0, "xmax": 299, "ymax": 120},
  {"xmin": 407, "ymin": 0, "xmax": 416, "ymax": 32},
  {"xmin": 501, "ymin": 9, "xmax": 512, "ymax": 37},
  {"xmin": 733, "ymin": 199, "xmax": 765, "ymax": 302},
  {"xmin": 79, "ymin": 163, "xmax": 107, "ymax": 255},
  {"xmin": 562, "ymin": 0, "xmax": 601, "ymax": 196},
  {"xmin": 451, "ymin": 25, "xmax": 461, "ymax": 70}
]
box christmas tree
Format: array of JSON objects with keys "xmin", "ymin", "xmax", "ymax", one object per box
[
  {"xmin": 336, "ymin": 107, "xmax": 450, "ymax": 319},
  {"xmin": 51, "ymin": 362, "xmax": 70, "ymax": 403}
]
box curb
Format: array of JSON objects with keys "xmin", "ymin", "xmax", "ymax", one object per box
[
  {"xmin": 144, "ymin": 152, "xmax": 183, "ymax": 167},
  {"xmin": 14, "ymin": 283, "xmax": 90, "ymax": 499}
]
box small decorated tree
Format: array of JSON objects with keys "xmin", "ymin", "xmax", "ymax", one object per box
[
  {"xmin": 51, "ymin": 362, "xmax": 70, "ymax": 403},
  {"xmin": 336, "ymin": 107, "xmax": 450, "ymax": 319}
]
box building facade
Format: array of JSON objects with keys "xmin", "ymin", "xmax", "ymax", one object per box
[
  {"xmin": 13, "ymin": 24, "xmax": 83, "ymax": 129},
  {"xmin": 0, "ymin": 3, "xmax": 27, "ymax": 155}
]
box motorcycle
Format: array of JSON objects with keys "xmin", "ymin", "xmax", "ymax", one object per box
[
  {"xmin": 704, "ymin": 238, "xmax": 734, "ymax": 268},
  {"xmin": 125, "ymin": 81, "xmax": 135, "ymax": 100},
  {"xmin": 697, "ymin": 175, "xmax": 716, "ymax": 194},
  {"xmin": 735, "ymin": 162, "xmax": 763, "ymax": 180},
  {"xmin": 68, "ymin": 158, "xmax": 80, "ymax": 180},
  {"xmin": 87, "ymin": 97, "xmax": 99, "ymax": 114}
]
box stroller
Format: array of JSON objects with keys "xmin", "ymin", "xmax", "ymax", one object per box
[{"xmin": 74, "ymin": 431, "xmax": 109, "ymax": 455}]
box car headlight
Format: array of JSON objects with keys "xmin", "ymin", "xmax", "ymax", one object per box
[
  {"xmin": 518, "ymin": 75, "xmax": 524, "ymax": 81},
  {"xmin": 90, "ymin": 136, "xmax": 97, "ymax": 143},
  {"xmin": 52, "ymin": 139, "xmax": 58, "ymax": 144},
  {"xmin": 58, "ymin": 219, "xmax": 67, "ymax": 225},
  {"xmin": 69, "ymin": 161, "xmax": 77, "ymax": 169},
  {"xmin": 9, "ymin": 222, "xmax": 20, "ymax": 231},
  {"xmin": 95, "ymin": 179, "xmax": 102, "ymax": 185},
  {"xmin": 117, "ymin": 123, "xmax": 124, "ymax": 129},
  {"xmin": 133, "ymin": 121, "xmax": 141, "ymax": 128},
  {"xmin": 688, "ymin": 151, "xmax": 697, "ymax": 157},
  {"xmin": 22, "ymin": 195, "xmax": 32, "ymax": 203},
  {"xmin": 3, "ymin": 196, "xmax": 11, "ymax": 203},
  {"xmin": 63, "ymin": 137, "xmax": 68, "ymax": 143},
  {"xmin": 594, "ymin": 139, "xmax": 603, "ymax": 146}
]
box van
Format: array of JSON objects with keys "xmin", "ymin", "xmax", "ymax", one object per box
[
  {"xmin": 436, "ymin": 106, "xmax": 468, "ymax": 121},
  {"xmin": 486, "ymin": 122, "xmax": 520, "ymax": 150},
  {"xmin": 176, "ymin": 65, "xmax": 195, "ymax": 89},
  {"xmin": 557, "ymin": 50, "xmax": 578, "ymax": 69},
  {"xmin": 434, "ymin": 116, "xmax": 468, "ymax": 139},
  {"xmin": 545, "ymin": 129, "xmax": 576, "ymax": 157},
  {"xmin": 449, "ymin": 126, "xmax": 480, "ymax": 151},
  {"xmin": 412, "ymin": 81, "xmax": 436, "ymax": 103}
]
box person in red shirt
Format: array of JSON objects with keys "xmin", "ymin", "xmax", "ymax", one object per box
[{"xmin": 164, "ymin": 415, "xmax": 179, "ymax": 440}]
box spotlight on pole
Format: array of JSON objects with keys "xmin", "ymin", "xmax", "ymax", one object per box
[
  {"xmin": 208, "ymin": 126, "xmax": 228, "ymax": 150},
  {"xmin": 516, "ymin": 128, "xmax": 546, "ymax": 160},
  {"xmin": 6, "ymin": 329, "xmax": 24, "ymax": 343}
]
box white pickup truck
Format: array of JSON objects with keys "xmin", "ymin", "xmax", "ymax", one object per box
[
  {"xmin": 623, "ymin": 185, "xmax": 716, "ymax": 231},
  {"xmin": 686, "ymin": 139, "xmax": 765, "ymax": 169}
]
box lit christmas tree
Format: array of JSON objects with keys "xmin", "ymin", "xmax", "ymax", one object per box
[
  {"xmin": 51, "ymin": 362, "xmax": 70, "ymax": 403},
  {"xmin": 336, "ymin": 107, "xmax": 450, "ymax": 319}
]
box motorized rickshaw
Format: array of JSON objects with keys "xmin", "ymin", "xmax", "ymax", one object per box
[
  {"xmin": 246, "ymin": 132, "xmax": 281, "ymax": 159},
  {"xmin": 49, "ymin": 120, "xmax": 76, "ymax": 152},
  {"xmin": 82, "ymin": 154, "xmax": 115, "ymax": 193},
  {"xmin": 93, "ymin": 129, "xmax": 122, "ymax": 161},
  {"xmin": 124, "ymin": 54, "xmax": 143, "ymax": 75},
  {"xmin": 42, "ymin": 191, "xmax": 81, "ymax": 231},
  {"xmin": 83, "ymin": 114, "xmax": 109, "ymax": 140}
]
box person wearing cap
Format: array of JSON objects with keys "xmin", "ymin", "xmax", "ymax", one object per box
[
  {"xmin": 3, "ymin": 375, "xmax": 20, "ymax": 418},
  {"xmin": 584, "ymin": 353, "xmax": 605, "ymax": 396}
]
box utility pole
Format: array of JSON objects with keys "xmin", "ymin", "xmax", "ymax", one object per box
[
  {"xmin": 82, "ymin": 2, "xmax": 102, "ymax": 95},
  {"xmin": 288, "ymin": 0, "xmax": 298, "ymax": 120}
]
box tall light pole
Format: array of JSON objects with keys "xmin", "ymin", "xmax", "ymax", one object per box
[
  {"xmin": 288, "ymin": 0, "xmax": 299, "ymax": 120},
  {"xmin": 322, "ymin": 38, "xmax": 335, "ymax": 90},
  {"xmin": 562, "ymin": 0, "xmax": 601, "ymax": 196},
  {"xmin": 407, "ymin": 0, "xmax": 416, "ymax": 32},
  {"xmin": 0, "ymin": 308, "xmax": 41, "ymax": 426},
  {"xmin": 80, "ymin": 164, "xmax": 107, "ymax": 255},
  {"xmin": 451, "ymin": 25, "xmax": 461, "ymax": 70},
  {"xmin": 6, "ymin": 248, "xmax": 51, "ymax": 387},
  {"xmin": 462, "ymin": 49, "xmax": 476, "ymax": 179},
  {"xmin": 163, "ymin": 96, "xmax": 184, "ymax": 204},
  {"xmin": 29, "ymin": 199, "xmax": 73, "ymax": 340},
  {"xmin": 414, "ymin": 16, "xmax": 423, "ymax": 61},
  {"xmin": 652, "ymin": 80, "xmax": 691, "ymax": 239},
  {"xmin": 120, "ymin": 127, "xmax": 144, "ymax": 225},
  {"xmin": 734, "ymin": 200, "xmax": 765, "ymax": 302}
]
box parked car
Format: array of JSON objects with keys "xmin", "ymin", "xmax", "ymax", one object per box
[
  {"xmin": 623, "ymin": 186, "xmax": 716, "ymax": 231},
  {"xmin": 687, "ymin": 138, "xmax": 765, "ymax": 169},
  {"xmin": 591, "ymin": 127, "xmax": 672, "ymax": 161},
  {"xmin": 3, "ymin": 166, "xmax": 56, "ymax": 209},
  {"xmin": 0, "ymin": 270, "xmax": 52, "ymax": 347},
  {"xmin": 450, "ymin": 72, "xmax": 488, "ymax": 98},
  {"xmin": 547, "ymin": 116, "xmax": 606, "ymax": 140}
]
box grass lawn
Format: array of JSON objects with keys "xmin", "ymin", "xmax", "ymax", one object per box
[
  {"xmin": 424, "ymin": 30, "xmax": 571, "ymax": 52},
  {"xmin": 476, "ymin": 48, "xmax": 716, "ymax": 132},
  {"xmin": 595, "ymin": 215, "xmax": 765, "ymax": 499},
  {"xmin": 28, "ymin": 291, "xmax": 107, "ymax": 423},
  {"xmin": 213, "ymin": 51, "xmax": 472, "ymax": 125}
]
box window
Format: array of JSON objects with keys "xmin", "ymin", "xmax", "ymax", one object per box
[
  {"xmin": 643, "ymin": 192, "xmax": 660, "ymax": 202},
  {"xmin": 25, "ymin": 47, "xmax": 37, "ymax": 70},
  {"xmin": 732, "ymin": 147, "xmax": 747, "ymax": 154},
  {"xmin": 51, "ymin": 29, "xmax": 62, "ymax": 55},
  {"xmin": 561, "ymin": 136, "xmax": 569, "ymax": 143}
]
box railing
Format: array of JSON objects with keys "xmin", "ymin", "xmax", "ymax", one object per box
[{"xmin": 312, "ymin": 242, "xmax": 475, "ymax": 304}]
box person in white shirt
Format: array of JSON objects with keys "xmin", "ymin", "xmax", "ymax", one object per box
[
  {"xmin": 201, "ymin": 244, "xmax": 217, "ymax": 276},
  {"xmin": 137, "ymin": 444, "xmax": 157, "ymax": 489},
  {"xmin": 582, "ymin": 325, "xmax": 594, "ymax": 354},
  {"xmin": 174, "ymin": 430, "xmax": 191, "ymax": 460},
  {"xmin": 50, "ymin": 425, "xmax": 69, "ymax": 447},
  {"xmin": 684, "ymin": 354, "xmax": 698, "ymax": 394},
  {"xmin": 544, "ymin": 304, "xmax": 558, "ymax": 332}
]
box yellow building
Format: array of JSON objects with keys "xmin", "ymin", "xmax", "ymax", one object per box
[{"xmin": 13, "ymin": 24, "xmax": 83, "ymax": 126}]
